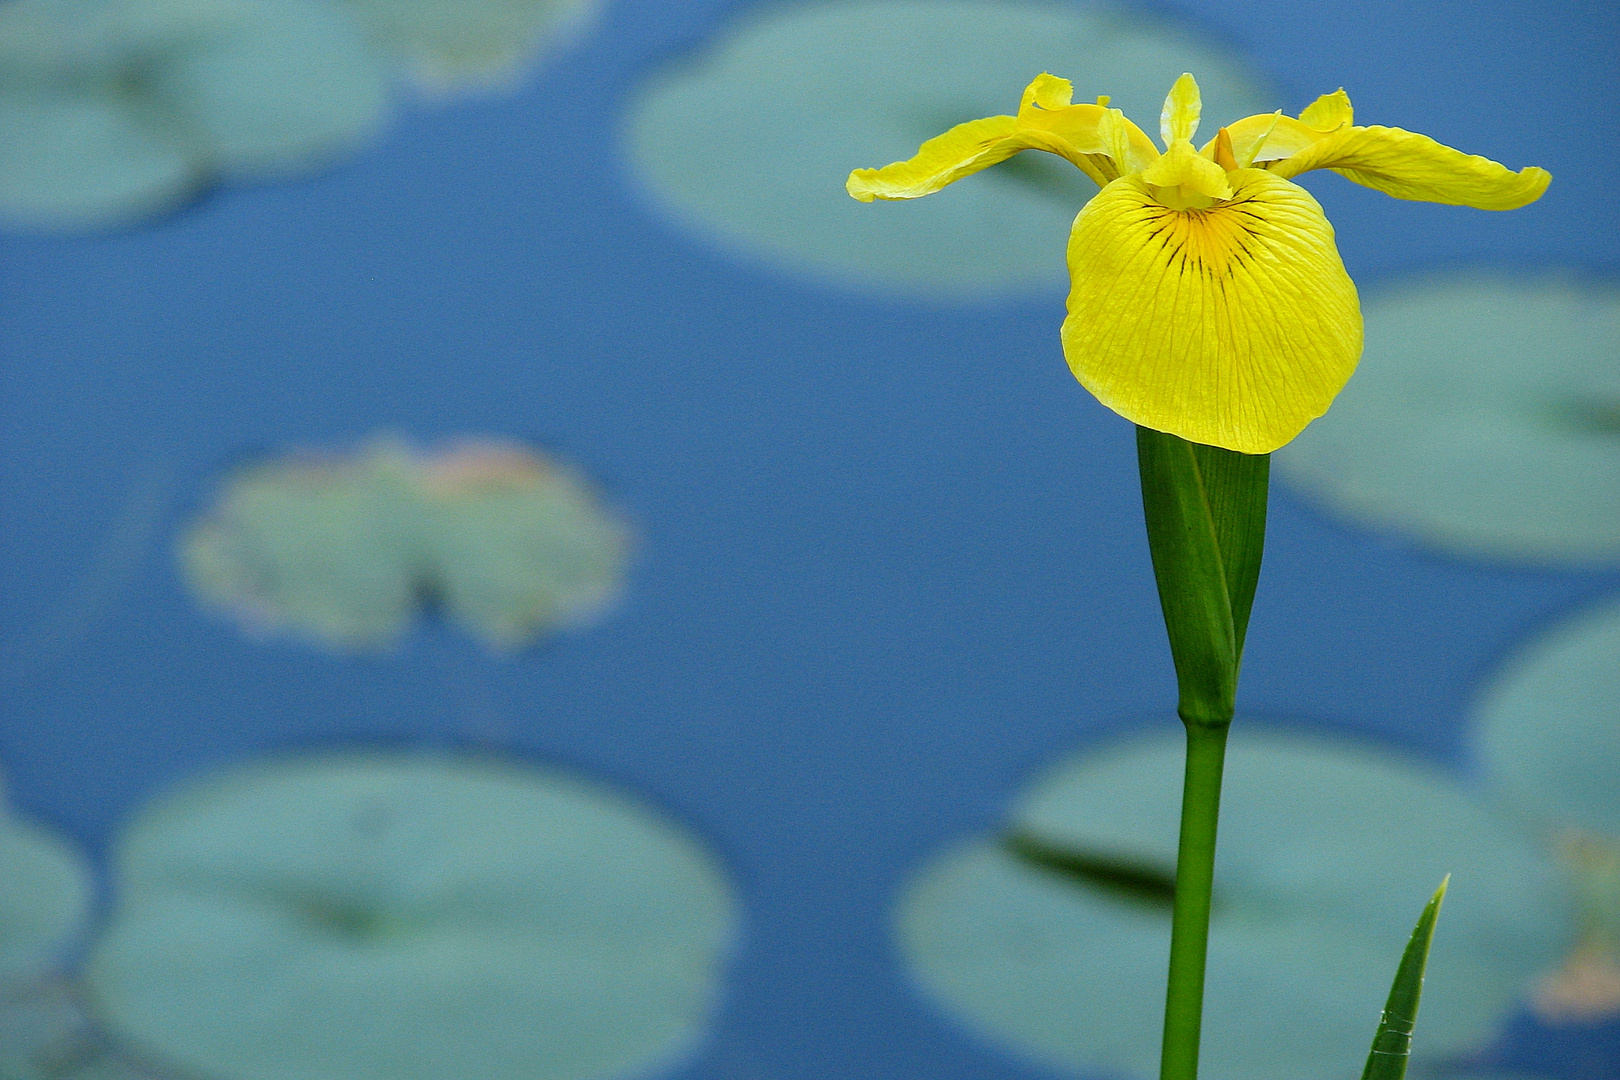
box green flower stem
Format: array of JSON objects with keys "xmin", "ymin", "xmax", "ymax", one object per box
[
  {"xmin": 1135, "ymin": 426, "xmax": 1269, "ymax": 1080},
  {"xmin": 1161, "ymin": 721, "xmax": 1230, "ymax": 1080}
]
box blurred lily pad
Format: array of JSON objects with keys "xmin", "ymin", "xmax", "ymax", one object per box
[
  {"xmin": 1475, "ymin": 596, "xmax": 1620, "ymax": 839},
  {"xmin": 1278, "ymin": 276, "xmax": 1620, "ymax": 565},
  {"xmin": 0, "ymin": 780, "xmax": 95, "ymax": 988},
  {"xmin": 85, "ymin": 752, "xmax": 738, "ymax": 1080},
  {"xmin": 898, "ymin": 727, "xmax": 1569, "ymax": 1080},
  {"xmin": 0, "ymin": 0, "xmax": 390, "ymax": 232},
  {"xmin": 0, "ymin": 979, "xmax": 165, "ymax": 1080},
  {"xmin": 1473, "ymin": 596, "xmax": 1620, "ymax": 1024},
  {"xmin": 624, "ymin": 0, "xmax": 1272, "ymax": 297},
  {"xmin": 335, "ymin": 0, "xmax": 601, "ymax": 93},
  {"xmin": 180, "ymin": 435, "xmax": 630, "ymax": 651}
]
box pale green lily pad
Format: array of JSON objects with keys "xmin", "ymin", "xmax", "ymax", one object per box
[
  {"xmin": 335, "ymin": 0, "xmax": 601, "ymax": 93},
  {"xmin": 0, "ymin": 784, "xmax": 95, "ymax": 988},
  {"xmin": 1475, "ymin": 596, "xmax": 1620, "ymax": 839},
  {"xmin": 898, "ymin": 727, "xmax": 1570, "ymax": 1080},
  {"xmin": 85, "ymin": 753, "xmax": 738, "ymax": 1080},
  {"xmin": 0, "ymin": 94, "xmax": 197, "ymax": 231},
  {"xmin": 0, "ymin": 979, "xmax": 164, "ymax": 1080},
  {"xmin": 0, "ymin": 0, "xmax": 389, "ymax": 232},
  {"xmin": 180, "ymin": 436, "xmax": 629, "ymax": 651},
  {"xmin": 144, "ymin": 0, "xmax": 393, "ymax": 179},
  {"xmin": 1278, "ymin": 276, "xmax": 1620, "ymax": 565},
  {"xmin": 1473, "ymin": 597, "xmax": 1620, "ymax": 1023},
  {"xmin": 624, "ymin": 0, "xmax": 1273, "ymax": 297}
]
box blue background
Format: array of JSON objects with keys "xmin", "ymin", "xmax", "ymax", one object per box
[{"xmin": 2, "ymin": 0, "xmax": 1617, "ymax": 1076}]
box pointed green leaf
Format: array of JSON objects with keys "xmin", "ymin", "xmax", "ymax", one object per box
[{"xmin": 1362, "ymin": 876, "xmax": 1450, "ymax": 1080}]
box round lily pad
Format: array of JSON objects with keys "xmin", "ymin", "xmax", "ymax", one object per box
[
  {"xmin": 0, "ymin": 93, "xmax": 198, "ymax": 231},
  {"xmin": 1474, "ymin": 596, "xmax": 1620, "ymax": 840},
  {"xmin": 623, "ymin": 0, "xmax": 1273, "ymax": 297},
  {"xmin": 0, "ymin": 0, "xmax": 389, "ymax": 232},
  {"xmin": 180, "ymin": 436, "xmax": 629, "ymax": 651},
  {"xmin": 0, "ymin": 784, "xmax": 95, "ymax": 987},
  {"xmin": 898, "ymin": 727, "xmax": 1570, "ymax": 1080},
  {"xmin": 335, "ymin": 0, "xmax": 601, "ymax": 92},
  {"xmin": 1277, "ymin": 276, "xmax": 1620, "ymax": 565},
  {"xmin": 0, "ymin": 978, "xmax": 162, "ymax": 1080},
  {"xmin": 144, "ymin": 0, "xmax": 393, "ymax": 180},
  {"xmin": 85, "ymin": 753, "xmax": 739, "ymax": 1080},
  {"xmin": 1472, "ymin": 597, "xmax": 1620, "ymax": 1025}
]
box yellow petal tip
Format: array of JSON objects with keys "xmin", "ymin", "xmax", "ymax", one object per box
[
  {"xmin": 845, "ymin": 170, "xmax": 878, "ymax": 202},
  {"xmin": 1299, "ymin": 89, "xmax": 1354, "ymax": 131},
  {"xmin": 1160, "ymin": 72, "xmax": 1202, "ymax": 147}
]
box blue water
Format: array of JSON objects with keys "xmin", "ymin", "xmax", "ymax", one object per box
[{"xmin": 2, "ymin": 0, "xmax": 1617, "ymax": 1077}]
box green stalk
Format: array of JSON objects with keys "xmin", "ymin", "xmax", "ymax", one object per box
[
  {"xmin": 1160, "ymin": 722, "xmax": 1229, "ymax": 1078},
  {"xmin": 1135, "ymin": 427, "xmax": 1269, "ymax": 1080}
]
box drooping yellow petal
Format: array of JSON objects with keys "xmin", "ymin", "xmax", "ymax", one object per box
[
  {"xmin": 1062, "ymin": 170, "xmax": 1362, "ymax": 454},
  {"xmin": 1269, "ymin": 124, "xmax": 1551, "ymax": 209},
  {"xmin": 1160, "ymin": 72, "xmax": 1201, "ymax": 147},
  {"xmin": 846, "ymin": 114, "xmax": 1026, "ymax": 201},
  {"xmin": 847, "ymin": 73, "xmax": 1156, "ymax": 201}
]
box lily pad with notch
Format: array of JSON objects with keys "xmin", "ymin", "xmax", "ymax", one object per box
[{"xmin": 180, "ymin": 435, "xmax": 630, "ymax": 652}]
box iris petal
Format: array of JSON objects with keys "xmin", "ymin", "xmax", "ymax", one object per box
[
  {"xmin": 1062, "ymin": 169, "xmax": 1361, "ymax": 454},
  {"xmin": 846, "ymin": 114, "xmax": 1025, "ymax": 202},
  {"xmin": 1159, "ymin": 71, "xmax": 1201, "ymax": 146},
  {"xmin": 1269, "ymin": 124, "xmax": 1551, "ymax": 210},
  {"xmin": 846, "ymin": 73, "xmax": 1158, "ymax": 201},
  {"xmin": 1215, "ymin": 112, "xmax": 1323, "ymax": 165},
  {"xmin": 1297, "ymin": 88, "xmax": 1353, "ymax": 131}
]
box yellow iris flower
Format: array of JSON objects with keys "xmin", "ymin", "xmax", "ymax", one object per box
[{"xmin": 847, "ymin": 73, "xmax": 1550, "ymax": 453}]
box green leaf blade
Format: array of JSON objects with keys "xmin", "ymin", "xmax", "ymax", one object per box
[{"xmin": 1362, "ymin": 875, "xmax": 1450, "ymax": 1080}]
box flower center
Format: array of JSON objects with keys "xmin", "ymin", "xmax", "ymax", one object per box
[
  {"xmin": 1139, "ymin": 139, "xmax": 1232, "ymax": 212},
  {"xmin": 1149, "ymin": 185, "xmax": 1222, "ymax": 212}
]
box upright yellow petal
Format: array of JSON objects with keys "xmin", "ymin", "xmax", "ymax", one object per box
[
  {"xmin": 1062, "ymin": 170, "xmax": 1362, "ymax": 454},
  {"xmin": 1160, "ymin": 72, "xmax": 1201, "ymax": 147},
  {"xmin": 1269, "ymin": 125, "xmax": 1551, "ymax": 210}
]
